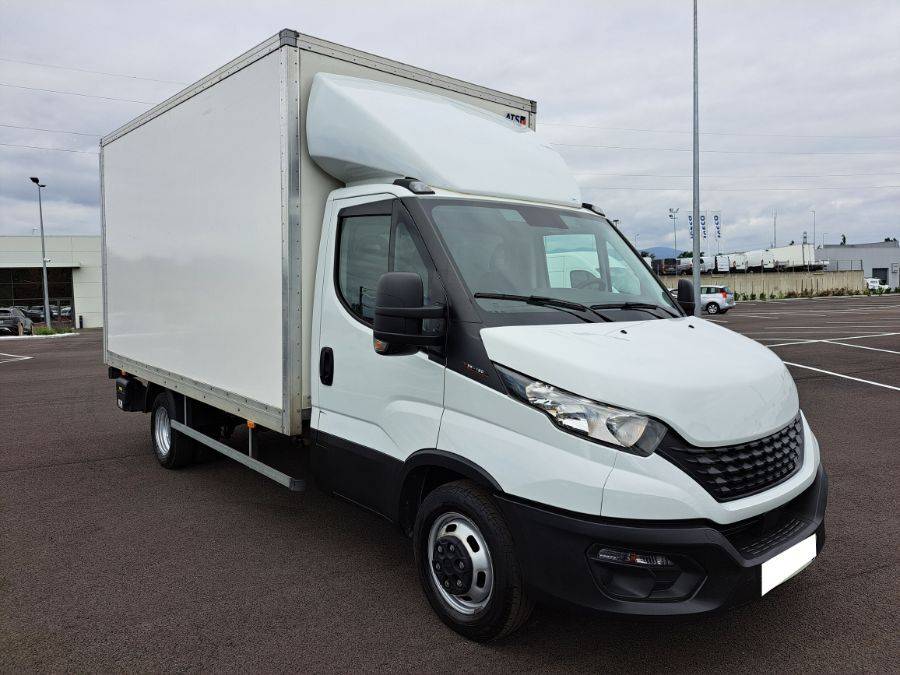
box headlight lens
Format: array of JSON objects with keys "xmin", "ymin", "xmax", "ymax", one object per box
[{"xmin": 495, "ymin": 364, "xmax": 667, "ymax": 456}]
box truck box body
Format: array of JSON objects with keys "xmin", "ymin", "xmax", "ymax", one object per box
[
  {"xmin": 101, "ymin": 30, "xmax": 536, "ymax": 435},
  {"xmin": 769, "ymin": 243, "xmax": 817, "ymax": 269}
]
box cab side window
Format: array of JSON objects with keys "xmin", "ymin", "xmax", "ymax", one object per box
[
  {"xmin": 336, "ymin": 214, "xmax": 443, "ymax": 328},
  {"xmin": 336, "ymin": 215, "xmax": 391, "ymax": 323}
]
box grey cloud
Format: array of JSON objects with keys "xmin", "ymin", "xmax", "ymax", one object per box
[{"xmin": 0, "ymin": 0, "xmax": 897, "ymax": 249}]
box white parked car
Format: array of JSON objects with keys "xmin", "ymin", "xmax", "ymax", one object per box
[
  {"xmin": 864, "ymin": 277, "xmax": 889, "ymax": 291},
  {"xmin": 701, "ymin": 285, "xmax": 736, "ymax": 314}
]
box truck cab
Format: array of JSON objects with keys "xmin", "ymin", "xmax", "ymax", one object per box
[{"xmin": 307, "ymin": 182, "xmax": 825, "ymax": 639}]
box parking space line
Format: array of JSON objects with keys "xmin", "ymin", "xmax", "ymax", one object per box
[
  {"xmin": 0, "ymin": 352, "xmax": 33, "ymax": 364},
  {"xmin": 783, "ymin": 362, "xmax": 900, "ymax": 392},
  {"xmin": 826, "ymin": 341, "xmax": 900, "ymax": 355},
  {"xmin": 762, "ymin": 332, "xmax": 900, "ymax": 347}
]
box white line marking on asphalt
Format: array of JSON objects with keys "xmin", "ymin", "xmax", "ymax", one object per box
[
  {"xmin": 762, "ymin": 332, "xmax": 900, "ymax": 347},
  {"xmin": 0, "ymin": 352, "xmax": 33, "ymax": 364},
  {"xmin": 782, "ymin": 362, "xmax": 900, "ymax": 392},
  {"xmin": 826, "ymin": 341, "xmax": 900, "ymax": 355}
]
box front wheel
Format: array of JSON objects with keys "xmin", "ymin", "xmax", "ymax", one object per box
[
  {"xmin": 413, "ymin": 480, "xmax": 532, "ymax": 641},
  {"xmin": 705, "ymin": 302, "xmax": 720, "ymax": 315}
]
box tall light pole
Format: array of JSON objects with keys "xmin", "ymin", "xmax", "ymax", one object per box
[
  {"xmin": 29, "ymin": 177, "xmax": 52, "ymax": 330},
  {"xmin": 691, "ymin": 0, "xmax": 701, "ymax": 314},
  {"xmin": 669, "ymin": 208, "xmax": 679, "ymax": 264},
  {"xmin": 810, "ymin": 209, "xmax": 816, "ymax": 250}
]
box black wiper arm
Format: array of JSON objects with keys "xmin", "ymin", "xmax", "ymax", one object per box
[
  {"xmin": 590, "ymin": 301, "xmax": 679, "ymax": 318},
  {"xmin": 473, "ymin": 293, "xmax": 611, "ymax": 322}
]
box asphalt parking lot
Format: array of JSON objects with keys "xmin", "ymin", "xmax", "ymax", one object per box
[{"xmin": 1, "ymin": 295, "xmax": 898, "ymax": 672}]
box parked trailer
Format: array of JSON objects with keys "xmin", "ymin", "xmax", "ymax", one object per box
[
  {"xmin": 102, "ymin": 29, "xmax": 826, "ymax": 641},
  {"xmin": 746, "ymin": 249, "xmax": 776, "ymax": 271},
  {"xmin": 769, "ymin": 244, "xmax": 821, "ymax": 270}
]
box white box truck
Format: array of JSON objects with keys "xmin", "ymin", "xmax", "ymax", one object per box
[{"xmin": 102, "ymin": 30, "xmax": 827, "ymax": 641}]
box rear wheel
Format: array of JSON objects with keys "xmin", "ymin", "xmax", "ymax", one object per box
[
  {"xmin": 413, "ymin": 480, "xmax": 532, "ymax": 641},
  {"xmin": 150, "ymin": 391, "xmax": 197, "ymax": 469},
  {"xmin": 705, "ymin": 302, "xmax": 720, "ymax": 315}
]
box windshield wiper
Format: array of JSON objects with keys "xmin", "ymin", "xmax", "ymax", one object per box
[
  {"xmin": 590, "ymin": 301, "xmax": 679, "ymax": 318},
  {"xmin": 474, "ymin": 293, "xmax": 612, "ymax": 322}
]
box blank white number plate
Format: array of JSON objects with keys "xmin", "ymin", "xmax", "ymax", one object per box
[{"xmin": 761, "ymin": 533, "xmax": 817, "ymax": 595}]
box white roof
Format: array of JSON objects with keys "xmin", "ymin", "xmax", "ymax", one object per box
[{"xmin": 306, "ymin": 73, "xmax": 581, "ymax": 207}]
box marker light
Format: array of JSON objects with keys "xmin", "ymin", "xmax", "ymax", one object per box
[
  {"xmin": 393, "ymin": 177, "xmax": 435, "ymax": 194},
  {"xmin": 495, "ymin": 364, "xmax": 667, "ymax": 456}
]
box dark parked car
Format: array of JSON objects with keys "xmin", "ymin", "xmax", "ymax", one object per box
[
  {"xmin": 0, "ymin": 307, "xmax": 33, "ymax": 336},
  {"xmin": 26, "ymin": 305, "xmax": 61, "ymax": 321},
  {"xmin": 25, "ymin": 306, "xmax": 45, "ymax": 321}
]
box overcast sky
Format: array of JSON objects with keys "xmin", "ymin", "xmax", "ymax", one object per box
[{"xmin": 1, "ymin": 0, "xmax": 898, "ymax": 253}]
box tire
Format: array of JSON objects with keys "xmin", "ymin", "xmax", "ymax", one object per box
[
  {"xmin": 150, "ymin": 391, "xmax": 197, "ymax": 469},
  {"xmin": 705, "ymin": 302, "xmax": 719, "ymax": 315},
  {"xmin": 413, "ymin": 480, "xmax": 533, "ymax": 641}
]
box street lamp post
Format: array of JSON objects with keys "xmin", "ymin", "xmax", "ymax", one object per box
[
  {"xmin": 29, "ymin": 177, "xmax": 52, "ymax": 330},
  {"xmin": 691, "ymin": 0, "xmax": 701, "ymax": 314},
  {"xmin": 668, "ymin": 208, "xmax": 679, "ymax": 268},
  {"xmin": 810, "ymin": 209, "xmax": 816, "ymax": 250}
]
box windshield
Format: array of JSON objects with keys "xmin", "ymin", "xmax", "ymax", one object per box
[{"xmin": 422, "ymin": 199, "xmax": 678, "ymax": 323}]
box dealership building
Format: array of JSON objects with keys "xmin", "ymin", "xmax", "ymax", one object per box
[
  {"xmin": 821, "ymin": 240, "xmax": 900, "ymax": 288},
  {"xmin": 0, "ymin": 235, "xmax": 103, "ymax": 328}
]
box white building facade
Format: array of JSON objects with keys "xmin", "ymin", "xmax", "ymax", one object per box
[{"xmin": 0, "ymin": 235, "xmax": 103, "ymax": 327}]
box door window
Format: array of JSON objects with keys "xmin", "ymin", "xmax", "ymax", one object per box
[
  {"xmin": 336, "ymin": 212, "xmax": 442, "ymax": 328},
  {"xmin": 336, "ymin": 214, "xmax": 391, "ymax": 323}
]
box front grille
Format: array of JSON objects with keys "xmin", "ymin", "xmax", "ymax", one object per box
[{"xmin": 657, "ymin": 414, "xmax": 804, "ymax": 502}]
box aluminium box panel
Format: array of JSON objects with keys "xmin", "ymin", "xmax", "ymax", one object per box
[{"xmin": 102, "ymin": 49, "xmax": 290, "ymax": 430}]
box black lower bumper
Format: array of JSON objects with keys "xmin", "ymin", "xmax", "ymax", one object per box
[{"xmin": 496, "ymin": 463, "xmax": 827, "ymax": 616}]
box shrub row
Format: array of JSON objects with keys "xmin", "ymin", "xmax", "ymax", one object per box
[{"xmin": 732, "ymin": 287, "xmax": 895, "ymax": 302}]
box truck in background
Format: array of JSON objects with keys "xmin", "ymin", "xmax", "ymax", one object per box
[
  {"xmin": 101, "ymin": 30, "xmax": 827, "ymax": 641},
  {"xmin": 715, "ymin": 254, "xmax": 731, "ymax": 273}
]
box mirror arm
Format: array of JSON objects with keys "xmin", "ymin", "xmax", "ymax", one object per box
[
  {"xmin": 374, "ymin": 304, "xmax": 446, "ymax": 319},
  {"xmin": 372, "ymin": 330, "xmax": 444, "ymax": 347}
]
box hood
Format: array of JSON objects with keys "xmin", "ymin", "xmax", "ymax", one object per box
[{"xmin": 481, "ymin": 318, "xmax": 798, "ymax": 446}]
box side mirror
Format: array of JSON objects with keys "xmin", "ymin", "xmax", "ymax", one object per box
[
  {"xmin": 373, "ymin": 272, "xmax": 445, "ymax": 355},
  {"xmin": 677, "ymin": 279, "xmax": 695, "ymax": 315}
]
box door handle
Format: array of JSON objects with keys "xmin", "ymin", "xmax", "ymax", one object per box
[{"xmin": 319, "ymin": 347, "xmax": 334, "ymax": 386}]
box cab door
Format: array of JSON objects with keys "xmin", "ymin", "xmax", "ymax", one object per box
[{"xmin": 312, "ymin": 195, "xmax": 446, "ymax": 517}]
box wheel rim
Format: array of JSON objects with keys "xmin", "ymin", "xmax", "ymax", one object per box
[
  {"xmin": 154, "ymin": 407, "xmax": 172, "ymax": 458},
  {"xmin": 428, "ymin": 512, "xmax": 493, "ymax": 615},
  {"xmin": 708, "ymin": 304, "xmax": 718, "ymax": 314}
]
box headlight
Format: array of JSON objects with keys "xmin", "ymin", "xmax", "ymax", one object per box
[{"xmin": 495, "ymin": 364, "xmax": 667, "ymax": 456}]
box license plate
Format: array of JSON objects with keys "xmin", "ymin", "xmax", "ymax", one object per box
[{"xmin": 761, "ymin": 533, "xmax": 816, "ymax": 595}]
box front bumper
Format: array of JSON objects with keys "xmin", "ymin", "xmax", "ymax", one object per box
[{"xmin": 496, "ymin": 463, "xmax": 827, "ymax": 616}]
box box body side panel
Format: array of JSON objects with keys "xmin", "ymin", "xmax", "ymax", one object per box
[{"xmin": 103, "ymin": 51, "xmax": 285, "ymax": 416}]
